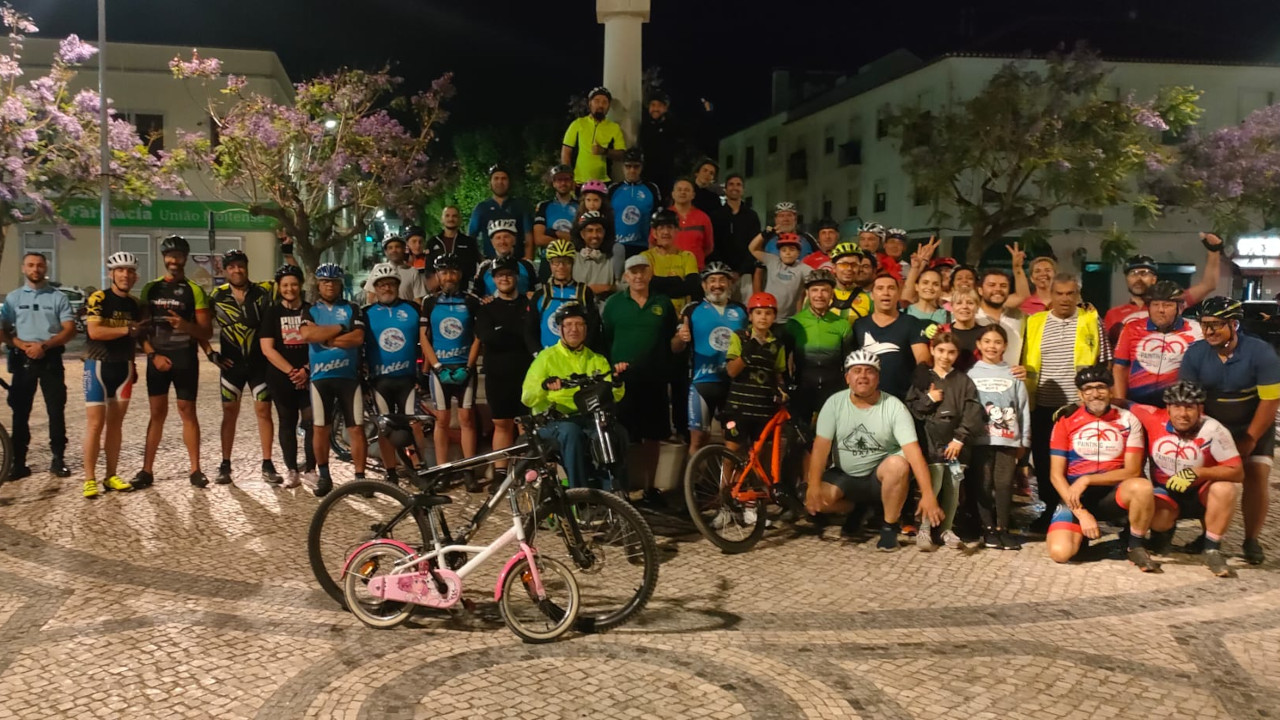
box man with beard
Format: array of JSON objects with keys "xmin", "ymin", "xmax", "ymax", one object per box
[
  {"xmin": 802, "ymin": 219, "xmax": 842, "ymax": 270},
  {"xmin": 533, "ymin": 164, "xmax": 579, "ymax": 255},
  {"xmin": 975, "ymin": 260, "xmax": 1031, "ymax": 367},
  {"xmin": 425, "ymin": 207, "xmax": 481, "ymax": 291},
  {"xmin": 1113, "ymin": 281, "xmax": 1202, "ymax": 407},
  {"xmin": 639, "ymin": 90, "xmax": 676, "ymax": 200},
  {"xmin": 691, "ymin": 157, "xmax": 723, "ymax": 217},
  {"xmin": 472, "ymin": 219, "xmax": 539, "ymax": 297},
  {"xmin": 672, "ymin": 262, "xmax": 747, "ymax": 453},
  {"xmin": 829, "ymin": 243, "xmax": 873, "ymax": 321},
  {"xmin": 562, "ymin": 86, "xmax": 627, "ymax": 184},
  {"xmin": 711, "ymin": 174, "xmax": 761, "ymax": 298},
  {"xmin": 1103, "ymin": 233, "xmax": 1222, "ymax": 348},
  {"xmin": 363, "ymin": 235, "xmax": 427, "ymax": 305},
  {"xmin": 468, "ymin": 165, "xmax": 534, "ymax": 259}
]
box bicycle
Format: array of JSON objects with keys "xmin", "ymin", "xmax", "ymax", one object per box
[
  {"xmin": 0, "ymin": 378, "xmax": 12, "ymax": 490},
  {"xmin": 341, "ymin": 465, "xmax": 581, "ymax": 642},
  {"xmin": 683, "ymin": 402, "xmax": 811, "ymax": 554},
  {"xmin": 309, "ymin": 375, "xmax": 658, "ymax": 632},
  {"xmin": 329, "ymin": 372, "xmax": 435, "ymax": 469}
]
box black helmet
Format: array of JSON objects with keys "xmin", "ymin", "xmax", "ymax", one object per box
[
  {"xmin": 623, "ymin": 148, "xmax": 644, "ymax": 164},
  {"xmin": 221, "ymin": 248, "xmax": 248, "ymax": 267},
  {"xmin": 804, "ymin": 269, "xmax": 838, "ymax": 288},
  {"xmin": 1124, "ymin": 255, "xmax": 1158, "ymax": 274},
  {"xmin": 1146, "ymin": 280, "xmax": 1185, "ymax": 303},
  {"xmin": 553, "ymin": 301, "xmax": 588, "ymax": 327},
  {"xmin": 549, "ymin": 163, "xmax": 573, "ymax": 179},
  {"xmin": 487, "ymin": 163, "xmax": 509, "ymax": 177},
  {"xmin": 651, "ymin": 208, "xmax": 679, "ymax": 228},
  {"xmin": 274, "ymin": 264, "xmax": 304, "ymax": 283},
  {"xmin": 588, "ymin": 86, "xmax": 612, "ymax": 102},
  {"xmin": 648, "ymin": 89, "xmax": 669, "ymax": 105},
  {"xmin": 1074, "ymin": 364, "xmax": 1114, "ymax": 389},
  {"xmin": 1163, "ymin": 380, "xmax": 1207, "ymax": 407},
  {"xmin": 159, "ymin": 235, "xmax": 190, "ymax": 256},
  {"xmin": 816, "ymin": 217, "xmax": 840, "ymax": 232},
  {"xmin": 434, "ymin": 253, "xmax": 461, "ymax": 272},
  {"xmin": 402, "ymin": 225, "xmax": 426, "ymax": 240},
  {"xmin": 1199, "ymin": 296, "xmax": 1243, "ymax": 321},
  {"xmin": 490, "ymin": 256, "xmax": 520, "ymax": 277},
  {"xmin": 381, "ymin": 234, "xmax": 406, "ymax": 251}
]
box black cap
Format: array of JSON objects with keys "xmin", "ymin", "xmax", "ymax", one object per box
[
  {"xmin": 488, "ymin": 163, "xmax": 509, "ymax": 177},
  {"xmin": 402, "ymin": 225, "xmax": 426, "ymax": 240},
  {"xmin": 651, "ymin": 209, "xmax": 679, "ymax": 228},
  {"xmin": 816, "ymin": 217, "xmax": 840, "ymax": 232},
  {"xmin": 623, "ymin": 148, "xmax": 644, "ymax": 164}
]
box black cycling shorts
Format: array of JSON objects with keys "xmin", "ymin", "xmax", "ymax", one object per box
[
  {"xmin": 822, "ymin": 467, "xmax": 882, "ymax": 504},
  {"xmin": 723, "ymin": 413, "xmax": 771, "ymax": 446},
  {"xmin": 485, "ymin": 366, "xmax": 527, "ymax": 420},
  {"xmin": 372, "ymin": 375, "xmax": 418, "ymax": 415},
  {"xmin": 618, "ymin": 375, "xmax": 670, "ymax": 442},
  {"xmin": 220, "ymin": 364, "xmax": 269, "ymax": 403},
  {"xmin": 147, "ymin": 351, "xmax": 199, "ymax": 402},
  {"xmin": 429, "ymin": 367, "xmax": 477, "ymax": 411},
  {"xmin": 310, "ymin": 378, "xmax": 363, "ymax": 428},
  {"xmin": 1227, "ymin": 425, "xmax": 1277, "ymax": 464}
]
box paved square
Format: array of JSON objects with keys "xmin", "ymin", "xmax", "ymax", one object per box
[{"xmin": 1, "ymin": 362, "xmax": 1278, "ymax": 719}]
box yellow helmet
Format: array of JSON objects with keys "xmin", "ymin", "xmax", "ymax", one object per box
[
  {"xmin": 546, "ymin": 239, "xmax": 577, "ymax": 260},
  {"xmin": 829, "ymin": 242, "xmax": 860, "ymax": 261}
]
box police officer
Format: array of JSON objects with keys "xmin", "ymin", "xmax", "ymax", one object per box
[{"xmin": 0, "ymin": 252, "xmax": 77, "ymax": 478}]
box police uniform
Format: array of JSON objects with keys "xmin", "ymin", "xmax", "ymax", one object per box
[{"xmin": 0, "ymin": 282, "xmax": 73, "ymax": 470}]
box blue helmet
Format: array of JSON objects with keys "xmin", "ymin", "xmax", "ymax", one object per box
[{"xmin": 315, "ymin": 263, "xmax": 344, "ymax": 280}]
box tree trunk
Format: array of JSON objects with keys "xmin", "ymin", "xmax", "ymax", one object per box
[
  {"xmin": 296, "ymin": 242, "xmax": 323, "ymax": 303},
  {"xmin": 965, "ymin": 225, "xmax": 989, "ymax": 266}
]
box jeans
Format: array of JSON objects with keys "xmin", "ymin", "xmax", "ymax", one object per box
[
  {"xmin": 538, "ymin": 416, "xmax": 629, "ymax": 492},
  {"xmin": 7, "ymin": 349, "xmax": 67, "ymax": 464}
]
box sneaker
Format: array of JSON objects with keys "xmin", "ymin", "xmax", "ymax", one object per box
[
  {"xmin": 983, "ymin": 529, "xmax": 1002, "ymax": 549},
  {"xmin": 1178, "ymin": 534, "xmax": 1206, "ymax": 555},
  {"xmin": 710, "ymin": 506, "xmax": 734, "ymax": 530},
  {"xmin": 877, "ymin": 528, "xmax": 900, "ymax": 552},
  {"xmin": 261, "ymin": 461, "xmax": 283, "ymax": 485},
  {"xmin": 302, "ymin": 469, "xmax": 318, "ymax": 487},
  {"xmin": 999, "ymin": 530, "xmax": 1021, "ymax": 551},
  {"xmin": 103, "ymin": 475, "xmax": 133, "ymax": 492},
  {"xmin": 190, "ymin": 471, "xmax": 209, "ymax": 489},
  {"xmin": 1205, "ymin": 549, "xmax": 1234, "ymax": 578},
  {"xmin": 83, "ymin": 478, "xmax": 99, "ymax": 499},
  {"xmin": 1242, "ymin": 538, "xmax": 1266, "ymax": 566},
  {"xmin": 314, "ymin": 474, "xmax": 332, "ymax": 498},
  {"xmin": 1146, "ymin": 529, "xmax": 1174, "ymax": 556},
  {"xmin": 215, "ymin": 460, "xmax": 233, "ymax": 485},
  {"xmin": 8, "ymin": 464, "xmax": 31, "ymax": 481},
  {"xmin": 130, "ymin": 470, "xmax": 154, "ymax": 489},
  {"xmin": 916, "ymin": 518, "xmax": 937, "ymax": 552},
  {"xmin": 940, "ymin": 530, "xmax": 964, "ymax": 550},
  {"xmin": 464, "ymin": 470, "xmax": 483, "ymax": 494},
  {"xmin": 1127, "ymin": 546, "xmax": 1163, "ymax": 573},
  {"xmin": 901, "ymin": 523, "xmax": 918, "ymax": 538},
  {"xmin": 50, "ymin": 458, "xmax": 71, "ymax": 478},
  {"xmin": 840, "ymin": 513, "xmax": 865, "ymax": 539},
  {"xmin": 382, "ymin": 467, "xmax": 400, "ymax": 485},
  {"xmin": 740, "ymin": 505, "xmax": 758, "ymax": 526},
  {"xmin": 282, "ymin": 470, "xmax": 301, "ymax": 489}
]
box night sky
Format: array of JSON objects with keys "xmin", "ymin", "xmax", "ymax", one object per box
[{"xmin": 13, "ymin": 0, "xmax": 1280, "ymax": 140}]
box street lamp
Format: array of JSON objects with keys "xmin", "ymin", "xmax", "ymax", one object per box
[{"xmin": 96, "ymin": 0, "xmax": 108, "ymax": 290}]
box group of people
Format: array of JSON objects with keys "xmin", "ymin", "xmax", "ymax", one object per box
[{"xmin": 1, "ymin": 85, "xmax": 1273, "ymax": 579}]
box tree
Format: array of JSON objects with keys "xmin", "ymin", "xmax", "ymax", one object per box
[
  {"xmin": 889, "ymin": 47, "xmax": 1201, "ymax": 265},
  {"xmin": 0, "ymin": 6, "xmax": 192, "ymax": 270},
  {"xmin": 170, "ymin": 52, "xmax": 454, "ymax": 281}
]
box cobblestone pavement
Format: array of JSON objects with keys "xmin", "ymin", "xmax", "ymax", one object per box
[{"xmin": 1, "ymin": 364, "xmax": 1279, "ymax": 719}]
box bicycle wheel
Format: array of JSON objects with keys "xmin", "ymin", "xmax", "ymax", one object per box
[
  {"xmin": 307, "ymin": 480, "xmax": 432, "ymax": 608},
  {"xmin": 342, "ymin": 541, "xmax": 415, "ymax": 629},
  {"xmin": 683, "ymin": 444, "xmax": 768, "ymax": 554},
  {"xmin": 498, "ymin": 556, "xmax": 580, "ymax": 643},
  {"xmin": 0, "ymin": 422, "xmax": 11, "ymax": 488},
  {"xmin": 532, "ymin": 487, "xmax": 658, "ymax": 633}
]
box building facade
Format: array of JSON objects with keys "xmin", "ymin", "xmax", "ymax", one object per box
[{"xmin": 719, "ymin": 52, "xmax": 1280, "ymax": 306}]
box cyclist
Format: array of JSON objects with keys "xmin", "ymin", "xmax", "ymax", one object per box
[
  {"xmin": 136, "ymin": 235, "xmax": 213, "ymax": 489},
  {"xmin": 829, "ymin": 243, "xmax": 873, "ymax": 320},
  {"xmin": 81, "ymin": 251, "xmax": 148, "ymax": 498},
  {"xmin": 857, "ymin": 222, "xmax": 901, "ymax": 281},
  {"xmin": 561, "ymin": 86, "xmax": 627, "ymax": 184},
  {"xmin": 672, "ymin": 262, "xmax": 747, "ymax": 453},
  {"xmin": 259, "ymin": 264, "xmax": 314, "ymax": 488},
  {"xmin": 424, "ymin": 207, "xmax": 481, "ymax": 292},
  {"xmin": 723, "ymin": 293, "xmax": 787, "ymax": 457},
  {"xmin": 475, "ymin": 257, "xmax": 534, "ymax": 485},
  {"xmin": 757, "ymin": 201, "xmax": 816, "ymax": 256},
  {"xmin": 1103, "ymin": 234, "xmax": 1222, "ymax": 347},
  {"xmin": 1180, "ymin": 296, "xmax": 1279, "ymax": 565},
  {"xmin": 468, "ymin": 163, "xmax": 534, "ymax": 258},
  {"xmin": 473, "ymin": 219, "xmax": 538, "ymax": 297},
  {"xmin": 405, "ymin": 224, "xmax": 429, "ymax": 272},
  {"xmin": 362, "ymin": 262, "xmax": 425, "ymax": 486},
  {"xmin": 1045, "ymin": 365, "xmax": 1161, "ymax": 572},
  {"xmin": 521, "ymin": 301, "xmax": 628, "ymax": 491},
  {"xmin": 528, "ymin": 239, "xmax": 598, "ymax": 350},
  {"xmin": 363, "ymin": 235, "xmax": 426, "ymax": 304},
  {"xmin": 1113, "ymin": 280, "xmax": 1202, "ymax": 407},
  {"xmin": 421, "ymin": 253, "xmax": 483, "ymax": 490},
  {"xmin": 571, "ymin": 211, "xmax": 617, "ymax": 302},
  {"xmin": 802, "ymin": 218, "xmax": 841, "ymax": 270},
  {"xmin": 203, "ymin": 249, "xmax": 280, "ymax": 486},
  {"xmin": 642, "ymin": 209, "xmax": 700, "ymax": 312},
  {"xmin": 298, "ymin": 263, "xmax": 367, "ymax": 497},
  {"xmin": 1128, "ymin": 381, "xmax": 1243, "ymax": 577},
  {"xmin": 786, "ymin": 269, "xmax": 853, "ymax": 427},
  {"xmin": 608, "ymin": 148, "xmax": 661, "ymax": 261},
  {"xmin": 532, "ymin": 164, "xmax": 579, "ymax": 253}
]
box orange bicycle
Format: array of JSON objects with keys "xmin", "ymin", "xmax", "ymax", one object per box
[{"xmin": 682, "ymin": 403, "xmax": 810, "ymax": 553}]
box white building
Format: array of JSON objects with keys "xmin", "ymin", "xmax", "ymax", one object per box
[
  {"xmin": 718, "ymin": 51, "xmax": 1280, "ymax": 305},
  {"xmin": 2, "ymin": 39, "xmax": 294, "ymax": 292}
]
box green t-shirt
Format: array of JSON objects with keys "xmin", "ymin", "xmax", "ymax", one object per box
[
  {"xmin": 562, "ymin": 116, "xmax": 627, "ymax": 183},
  {"xmin": 601, "ymin": 290, "xmax": 676, "ymax": 380},
  {"xmin": 816, "ymin": 391, "xmax": 918, "ymax": 477},
  {"xmin": 786, "ymin": 308, "xmax": 853, "ymax": 381}
]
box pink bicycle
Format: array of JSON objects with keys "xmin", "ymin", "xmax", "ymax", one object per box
[{"xmin": 340, "ymin": 469, "xmax": 581, "ymax": 643}]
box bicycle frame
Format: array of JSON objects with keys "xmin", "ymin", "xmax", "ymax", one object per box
[{"xmin": 729, "ymin": 406, "xmax": 792, "ymax": 504}]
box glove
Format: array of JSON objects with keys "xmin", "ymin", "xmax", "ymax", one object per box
[
  {"xmin": 1052, "ymin": 403, "xmax": 1079, "ymax": 424},
  {"xmin": 923, "ymin": 323, "xmax": 939, "ymax": 340},
  {"xmin": 1166, "ymin": 468, "xmax": 1197, "ymax": 494},
  {"xmin": 206, "ymin": 350, "xmax": 222, "ymax": 366}
]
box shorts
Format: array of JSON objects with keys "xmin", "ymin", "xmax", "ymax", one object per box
[
  {"xmin": 1153, "ymin": 482, "xmax": 1217, "ymax": 520},
  {"xmin": 220, "ymin": 363, "xmax": 269, "ymax": 403},
  {"xmin": 84, "ymin": 359, "xmax": 133, "ymax": 406},
  {"xmin": 485, "ymin": 366, "xmax": 527, "ymax": 420},
  {"xmin": 617, "ymin": 375, "xmax": 671, "ymax": 441},
  {"xmin": 310, "ymin": 378, "xmax": 364, "ymax": 428},
  {"xmin": 790, "ymin": 378, "xmax": 841, "ymax": 429},
  {"xmin": 688, "ymin": 381, "xmax": 729, "ymax": 432},
  {"xmin": 723, "ymin": 413, "xmax": 771, "ymax": 446},
  {"xmin": 1049, "ymin": 485, "xmax": 1127, "ymax": 535},
  {"xmin": 371, "ymin": 375, "xmax": 418, "ymax": 415},
  {"xmin": 1228, "ymin": 425, "xmax": 1276, "ymax": 466},
  {"xmin": 147, "ymin": 352, "xmax": 199, "ymax": 402},
  {"xmin": 821, "ymin": 467, "xmax": 881, "ymax": 504},
  {"xmin": 429, "ymin": 366, "xmax": 477, "ymax": 411}
]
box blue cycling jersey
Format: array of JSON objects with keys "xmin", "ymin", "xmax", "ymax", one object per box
[
  {"xmin": 304, "ymin": 299, "xmax": 364, "ymax": 381},
  {"xmin": 474, "ymin": 256, "xmax": 537, "ymax": 297},
  {"xmin": 421, "ymin": 292, "xmax": 480, "ymax": 366},
  {"xmin": 363, "ymin": 299, "xmax": 421, "ymax": 378},
  {"xmin": 532, "ymin": 282, "xmax": 590, "ymax": 349},
  {"xmin": 683, "ymin": 299, "xmax": 748, "ymax": 384},
  {"xmin": 534, "ymin": 197, "xmax": 579, "ymax": 239},
  {"xmin": 609, "ymin": 180, "xmax": 660, "ymax": 248},
  {"xmin": 1180, "ymin": 333, "xmax": 1280, "ymax": 429}
]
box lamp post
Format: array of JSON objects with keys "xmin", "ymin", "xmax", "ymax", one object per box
[{"xmin": 96, "ymin": 0, "xmax": 109, "ymax": 290}]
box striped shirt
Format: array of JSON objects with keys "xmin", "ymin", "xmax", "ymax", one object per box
[{"xmin": 1035, "ymin": 311, "xmax": 1111, "ymax": 408}]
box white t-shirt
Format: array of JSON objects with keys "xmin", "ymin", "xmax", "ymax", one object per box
[
  {"xmin": 976, "ymin": 305, "xmax": 1025, "ymax": 367},
  {"xmin": 816, "ymin": 391, "xmax": 918, "ymax": 477},
  {"xmin": 760, "ymin": 254, "xmax": 812, "ymax": 323}
]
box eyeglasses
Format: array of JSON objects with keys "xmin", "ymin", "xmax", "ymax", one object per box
[
  {"xmin": 1199, "ymin": 320, "xmax": 1228, "ymax": 332},
  {"xmin": 1079, "ymin": 385, "xmax": 1110, "ymax": 395}
]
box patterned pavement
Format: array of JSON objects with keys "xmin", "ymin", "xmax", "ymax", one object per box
[{"xmin": 1, "ymin": 363, "xmax": 1278, "ymax": 719}]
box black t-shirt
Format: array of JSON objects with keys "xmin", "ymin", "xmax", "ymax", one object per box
[
  {"xmin": 947, "ymin": 324, "xmax": 985, "ymax": 374},
  {"xmin": 84, "ymin": 289, "xmax": 143, "ymax": 362},
  {"xmin": 852, "ymin": 313, "xmax": 928, "ymax": 400},
  {"xmin": 261, "ymin": 301, "xmax": 310, "ymax": 373}
]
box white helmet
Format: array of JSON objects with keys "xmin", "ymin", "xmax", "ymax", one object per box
[
  {"xmin": 106, "ymin": 251, "xmax": 137, "ymax": 270},
  {"xmin": 487, "ymin": 218, "xmax": 519, "ymax": 238},
  {"xmin": 859, "ymin": 222, "xmax": 887, "ymax": 239},
  {"xmin": 368, "ymin": 262, "xmax": 401, "ymax": 285},
  {"xmin": 844, "ymin": 350, "xmax": 881, "ymax": 371}
]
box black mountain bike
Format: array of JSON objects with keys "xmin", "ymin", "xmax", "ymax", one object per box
[{"xmin": 0, "ymin": 378, "xmax": 14, "ymax": 491}]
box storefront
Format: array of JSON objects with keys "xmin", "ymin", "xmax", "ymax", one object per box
[{"xmin": 1234, "ymin": 233, "xmax": 1280, "ymax": 301}]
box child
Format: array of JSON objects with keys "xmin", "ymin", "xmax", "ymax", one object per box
[
  {"xmin": 906, "ymin": 331, "xmax": 985, "ymax": 551},
  {"xmin": 748, "ymin": 231, "xmax": 813, "ymax": 325},
  {"xmin": 965, "ymin": 324, "xmax": 1030, "ymax": 550}
]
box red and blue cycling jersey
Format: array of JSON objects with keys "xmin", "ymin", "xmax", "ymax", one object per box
[
  {"xmin": 1050, "ymin": 405, "xmax": 1145, "ymax": 483},
  {"xmin": 1127, "ymin": 403, "xmax": 1240, "ymax": 488},
  {"xmin": 1113, "ymin": 317, "xmax": 1202, "ymax": 407}
]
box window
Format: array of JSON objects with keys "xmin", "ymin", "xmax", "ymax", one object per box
[
  {"xmin": 745, "ymin": 146, "xmax": 756, "ymax": 177},
  {"xmin": 767, "ymin": 135, "xmax": 778, "ymax": 154},
  {"xmin": 23, "ymin": 232, "xmax": 57, "ymax": 280},
  {"xmin": 822, "ymin": 199, "xmax": 833, "ymax": 218},
  {"xmin": 913, "ymin": 184, "xmax": 932, "ymax": 207},
  {"xmin": 824, "ymin": 136, "xmax": 835, "ymax": 155},
  {"xmin": 838, "ymin": 141, "xmax": 862, "ymax": 167},
  {"xmin": 873, "ymin": 180, "xmax": 887, "ymax": 213},
  {"xmin": 786, "ymin": 149, "xmax": 807, "ymax": 181},
  {"xmin": 846, "ymin": 189, "xmax": 858, "ymax": 218},
  {"xmin": 725, "ymin": 153, "xmax": 735, "ymax": 170},
  {"xmin": 119, "ymin": 234, "xmax": 153, "ymax": 281},
  {"xmin": 876, "ymin": 106, "xmax": 891, "ymax": 139},
  {"xmin": 123, "ymin": 112, "xmax": 165, "ymax": 156}
]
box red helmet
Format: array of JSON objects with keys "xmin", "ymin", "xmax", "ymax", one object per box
[
  {"xmin": 929, "ymin": 256, "xmax": 958, "ymax": 270},
  {"xmin": 775, "ymin": 232, "xmax": 802, "ymax": 248},
  {"xmin": 747, "ymin": 292, "xmax": 778, "ymax": 311}
]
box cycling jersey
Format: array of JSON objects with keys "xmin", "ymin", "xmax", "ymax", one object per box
[
  {"xmin": 521, "ymin": 341, "xmax": 624, "ymax": 414},
  {"xmin": 682, "ymin": 299, "xmax": 747, "ymax": 384},
  {"xmin": 1113, "ymin": 317, "xmax": 1202, "ymax": 406},
  {"xmin": 421, "ymin": 292, "xmax": 480, "ymax": 367},
  {"xmin": 530, "ymin": 281, "xmax": 593, "ymax": 349},
  {"xmin": 786, "ymin": 308, "xmax": 854, "ymax": 386},
  {"xmin": 84, "ymin": 288, "xmax": 143, "ymax": 362},
  {"xmin": 363, "ymin": 299, "xmax": 421, "ymax": 378},
  {"xmin": 424, "ymin": 232, "xmax": 481, "ymax": 282},
  {"xmin": 209, "ymin": 281, "xmax": 273, "ymax": 362},
  {"xmin": 801, "ymin": 250, "xmax": 834, "ymax": 270},
  {"xmin": 534, "ymin": 197, "xmax": 579, "ymax": 242},
  {"xmin": 303, "ymin": 299, "xmax": 364, "ymax": 381},
  {"xmin": 1128, "ymin": 403, "xmax": 1240, "ymax": 488},
  {"xmin": 608, "ymin": 180, "xmax": 660, "ymax": 248},
  {"xmin": 1049, "ymin": 405, "xmax": 1145, "ymax": 483},
  {"xmin": 1179, "ymin": 334, "xmax": 1280, "ymax": 429},
  {"xmin": 140, "ymin": 276, "xmax": 209, "ymax": 363},
  {"xmin": 832, "ymin": 285, "xmax": 872, "ymax": 320},
  {"xmin": 473, "ymin": 256, "xmax": 538, "ymax": 297},
  {"xmin": 562, "ymin": 115, "xmax": 626, "ymax": 183},
  {"xmin": 725, "ymin": 328, "xmax": 787, "ymax": 422},
  {"xmin": 1104, "ymin": 289, "xmax": 1204, "ymax": 348}
]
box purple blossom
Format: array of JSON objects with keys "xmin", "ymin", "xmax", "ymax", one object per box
[
  {"xmin": 1135, "ymin": 106, "xmax": 1169, "ymax": 132},
  {"xmin": 56, "ymin": 34, "xmax": 97, "ymax": 64},
  {"xmin": 169, "ymin": 50, "xmax": 222, "ymax": 79},
  {"xmin": 225, "ymin": 74, "xmax": 246, "ymax": 93},
  {"xmin": 0, "ymin": 95, "xmax": 26, "ymax": 122},
  {"xmin": 0, "ymin": 54, "xmax": 20, "ymax": 80},
  {"xmin": 72, "ymin": 89, "xmax": 100, "ymax": 115},
  {"xmin": 1, "ymin": 7, "xmax": 38, "ymax": 35}
]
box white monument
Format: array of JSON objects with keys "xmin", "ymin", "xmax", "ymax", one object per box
[{"xmin": 596, "ymin": 0, "xmax": 650, "ymax": 145}]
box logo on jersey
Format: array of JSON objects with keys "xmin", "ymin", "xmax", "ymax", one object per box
[
  {"xmin": 622, "ymin": 205, "xmax": 642, "ymax": 225},
  {"xmin": 840, "ymin": 424, "xmax": 885, "ymax": 456},
  {"xmin": 860, "ymin": 332, "xmax": 900, "ymax": 356},
  {"xmin": 379, "ymin": 327, "xmax": 407, "ymax": 352},
  {"xmin": 334, "ymin": 308, "xmax": 348, "ymax": 322},
  {"xmin": 395, "ymin": 309, "xmax": 409, "ymax": 321},
  {"xmin": 1072, "ymin": 425, "xmax": 1124, "ymax": 459},
  {"xmin": 439, "ymin": 317, "xmax": 464, "ymax": 340},
  {"xmin": 709, "ymin": 326, "xmax": 733, "ymax": 352},
  {"xmin": 1134, "ymin": 334, "xmax": 1191, "ymax": 374},
  {"xmin": 546, "ymin": 313, "xmax": 562, "ymax": 338},
  {"xmin": 651, "ymin": 306, "xmax": 664, "ymax": 317}
]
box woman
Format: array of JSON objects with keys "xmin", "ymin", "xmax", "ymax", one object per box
[
  {"xmin": 259, "ymin": 264, "xmax": 315, "ymax": 488},
  {"xmin": 940, "ymin": 289, "xmax": 983, "ymax": 373},
  {"xmin": 906, "ymin": 264, "xmax": 949, "ymax": 328}
]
